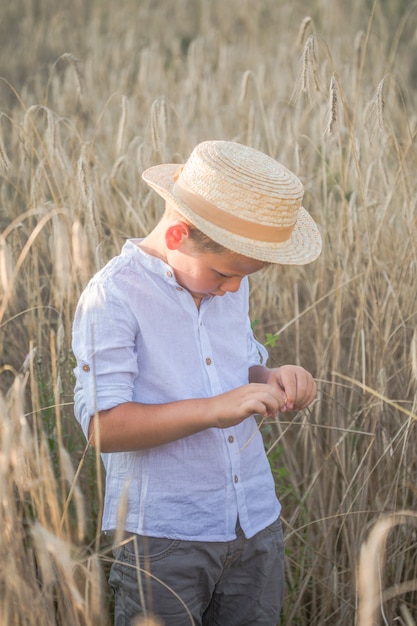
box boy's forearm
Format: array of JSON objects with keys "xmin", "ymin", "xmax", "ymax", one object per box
[
  {"xmin": 88, "ymin": 379, "xmax": 287, "ymax": 452},
  {"xmin": 88, "ymin": 399, "xmax": 214, "ymax": 453}
]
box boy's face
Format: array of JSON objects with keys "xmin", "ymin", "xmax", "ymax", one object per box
[{"xmin": 167, "ymin": 242, "xmax": 267, "ymax": 301}]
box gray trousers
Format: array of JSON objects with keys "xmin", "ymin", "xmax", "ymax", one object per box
[{"xmin": 108, "ymin": 518, "xmax": 284, "ymax": 626}]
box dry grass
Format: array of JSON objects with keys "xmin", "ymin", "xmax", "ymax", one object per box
[{"xmin": 1, "ymin": 0, "xmax": 417, "ymax": 623}]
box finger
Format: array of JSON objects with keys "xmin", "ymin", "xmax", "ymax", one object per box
[
  {"xmin": 256, "ymin": 389, "xmax": 285, "ymax": 417},
  {"xmin": 293, "ymin": 376, "xmax": 316, "ymax": 409},
  {"xmin": 283, "ymin": 372, "xmax": 297, "ymax": 410},
  {"xmin": 285, "ymin": 369, "xmax": 314, "ymax": 410}
]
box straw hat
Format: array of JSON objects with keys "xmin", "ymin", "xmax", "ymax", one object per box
[{"xmin": 142, "ymin": 140, "xmax": 322, "ymax": 264}]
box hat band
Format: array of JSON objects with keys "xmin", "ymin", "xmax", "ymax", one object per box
[{"xmin": 173, "ymin": 176, "xmax": 295, "ymax": 243}]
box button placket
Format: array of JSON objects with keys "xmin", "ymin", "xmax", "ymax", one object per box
[
  {"xmin": 222, "ymin": 428, "xmax": 241, "ymax": 490},
  {"xmin": 197, "ymin": 313, "xmax": 222, "ymax": 395}
]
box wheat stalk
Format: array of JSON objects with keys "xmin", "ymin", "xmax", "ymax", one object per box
[
  {"xmin": 296, "ymin": 16, "xmax": 313, "ymax": 48},
  {"xmin": 357, "ymin": 513, "xmax": 417, "ymax": 626},
  {"xmin": 325, "ymin": 73, "xmax": 338, "ymax": 136}
]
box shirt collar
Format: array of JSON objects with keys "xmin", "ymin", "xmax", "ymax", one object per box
[{"xmin": 123, "ymin": 238, "xmax": 176, "ymax": 283}]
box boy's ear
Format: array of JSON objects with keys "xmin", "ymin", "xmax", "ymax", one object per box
[{"xmin": 165, "ymin": 221, "xmax": 191, "ymax": 250}]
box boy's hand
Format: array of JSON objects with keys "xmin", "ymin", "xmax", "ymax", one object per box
[
  {"xmin": 210, "ymin": 383, "xmax": 287, "ymax": 429},
  {"xmin": 265, "ymin": 365, "xmax": 316, "ymax": 411}
]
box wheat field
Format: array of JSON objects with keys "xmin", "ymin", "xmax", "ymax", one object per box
[{"xmin": 1, "ymin": 0, "xmax": 417, "ymax": 624}]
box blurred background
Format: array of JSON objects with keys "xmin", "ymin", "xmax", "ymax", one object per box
[{"xmin": 1, "ymin": 1, "xmax": 417, "ymax": 624}]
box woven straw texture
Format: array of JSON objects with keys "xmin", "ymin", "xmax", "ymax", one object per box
[{"xmin": 142, "ymin": 141, "xmax": 322, "ymax": 264}]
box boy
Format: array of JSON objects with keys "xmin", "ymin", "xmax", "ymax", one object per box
[{"xmin": 72, "ymin": 140, "xmax": 322, "ymax": 625}]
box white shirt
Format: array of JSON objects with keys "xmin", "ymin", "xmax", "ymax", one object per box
[{"xmin": 72, "ymin": 240, "xmax": 281, "ymax": 540}]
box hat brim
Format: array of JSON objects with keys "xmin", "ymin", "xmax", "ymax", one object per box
[{"xmin": 142, "ymin": 163, "xmax": 322, "ymax": 265}]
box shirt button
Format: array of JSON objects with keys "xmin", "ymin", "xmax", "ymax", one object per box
[
  {"xmin": 176, "ymin": 286, "xmax": 183, "ymax": 291},
  {"xmin": 228, "ymin": 435, "xmax": 234, "ymax": 444},
  {"xmin": 234, "ymin": 475, "xmax": 239, "ymax": 483},
  {"xmin": 82, "ymin": 364, "xmax": 90, "ymax": 372},
  {"xmin": 166, "ymin": 270, "xmax": 173, "ymax": 278},
  {"xmin": 205, "ymin": 357, "xmax": 212, "ymax": 365}
]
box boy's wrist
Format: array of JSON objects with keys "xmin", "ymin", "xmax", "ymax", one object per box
[
  {"xmin": 203, "ymin": 396, "xmax": 223, "ymax": 429},
  {"xmin": 248, "ymin": 365, "xmax": 271, "ymax": 384}
]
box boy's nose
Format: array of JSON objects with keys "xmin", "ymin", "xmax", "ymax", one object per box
[{"xmin": 221, "ymin": 276, "xmax": 242, "ymax": 293}]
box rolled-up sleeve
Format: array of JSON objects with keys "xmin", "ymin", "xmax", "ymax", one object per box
[
  {"xmin": 72, "ymin": 279, "xmax": 139, "ymax": 435},
  {"xmin": 247, "ymin": 318, "xmax": 269, "ymax": 368}
]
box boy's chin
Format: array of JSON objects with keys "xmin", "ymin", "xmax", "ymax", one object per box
[{"xmin": 188, "ymin": 290, "xmax": 222, "ymax": 299}]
